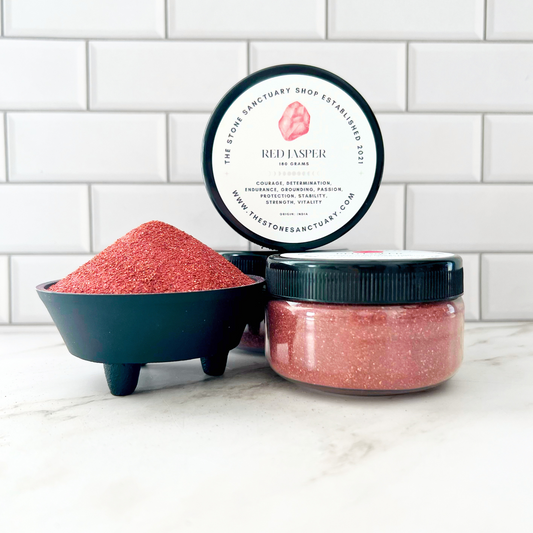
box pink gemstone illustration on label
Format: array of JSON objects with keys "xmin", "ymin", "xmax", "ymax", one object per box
[{"xmin": 278, "ymin": 101, "xmax": 310, "ymax": 141}]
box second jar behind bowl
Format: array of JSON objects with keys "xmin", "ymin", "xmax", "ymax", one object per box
[
  {"xmin": 220, "ymin": 251, "xmax": 271, "ymax": 353},
  {"xmin": 265, "ymin": 251, "xmax": 464, "ymax": 395}
]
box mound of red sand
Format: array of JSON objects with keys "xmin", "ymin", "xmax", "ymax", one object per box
[{"xmin": 50, "ymin": 221, "xmax": 254, "ymax": 294}]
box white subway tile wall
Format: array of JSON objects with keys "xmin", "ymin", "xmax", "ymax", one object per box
[
  {"xmin": 0, "ymin": 40, "xmax": 86, "ymax": 110},
  {"xmin": 0, "ymin": 2, "xmax": 531, "ymax": 323},
  {"xmin": 91, "ymin": 185, "xmax": 248, "ymax": 252},
  {"xmin": 484, "ymin": 115, "xmax": 533, "ymax": 182},
  {"xmin": 168, "ymin": 0, "xmax": 326, "ymax": 40},
  {"xmin": 0, "ymin": 185, "xmax": 90, "ymax": 253},
  {"xmin": 406, "ymin": 185, "xmax": 533, "ymax": 252},
  {"xmin": 378, "ymin": 114, "xmax": 482, "ymax": 182},
  {"xmin": 487, "ymin": 0, "xmax": 533, "ymax": 40},
  {"xmin": 250, "ymin": 42, "xmax": 406, "ymax": 111},
  {"xmin": 8, "ymin": 113, "xmax": 167, "ymax": 182},
  {"xmin": 89, "ymin": 41, "xmax": 247, "ymax": 111},
  {"xmin": 482, "ymin": 254, "xmax": 533, "ymax": 320},
  {"xmin": 329, "ymin": 0, "xmax": 484, "ymax": 40},
  {"xmin": 461, "ymin": 254, "xmax": 481, "ymax": 321},
  {"xmin": 11, "ymin": 255, "xmax": 93, "ymax": 323},
  {"xmin": 4, "ymin": 0, "xmax": 166, "ymax": 39},
  {"xmin": 319, "ymin": 184, "xmax": 405, "ymax": 250},
  {"xmin": 409, "ymin": 43, "xmax": 533, "ymax": 112},
  {"xmin": 169, "ymin": 114, "xmax": 210, "ymax": 183}
]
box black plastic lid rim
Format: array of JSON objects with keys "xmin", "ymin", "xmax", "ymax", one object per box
[
  {"xmin": 219, "ymin": 251, "xmax": 273, "ymax": 277},
  {"xmin": 266, "ymin": 253, "xmax": 464, "ymax": 305},
  {"xmin": 219, "ymin": 249, "xmax": 351, "ymax": 277}
]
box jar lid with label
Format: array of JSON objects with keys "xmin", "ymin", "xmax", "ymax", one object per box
[{"xmin": 203, "ymin": 64, "xmax": 384, "ymax": 252}]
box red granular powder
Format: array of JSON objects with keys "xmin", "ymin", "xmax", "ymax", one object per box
[
  {"xmin": 266, "ymin": 299, "xmax": 464, "ymax": 394},
  {"xmin": 50, "ymin": 221, "xmax": 254, "ymax": 294},
  {"xmin": 238, "ymin": 321, "xmax": 265, "ymax": 353}
]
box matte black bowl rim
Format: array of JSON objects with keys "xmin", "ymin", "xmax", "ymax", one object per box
[{"xmin": 36, "ymin": 275, "xmax": 265, "ymax": 296}]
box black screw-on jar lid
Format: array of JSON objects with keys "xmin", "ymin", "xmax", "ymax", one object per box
[
  {"xmin": 266, "ymin": 251, "xmax": 463, "ymax": 305},
  {"xmin": 219, "ymin": 251, "xmax": 272, "ymax": 278},
  {"xmin": 220, "ymin": 248, "xmax": 348, "ymax": 277}
]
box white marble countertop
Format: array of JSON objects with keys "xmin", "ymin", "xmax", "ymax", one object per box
[{"xmin": 1, "ymin": 323, "xmax": 532, "ymax": 533}]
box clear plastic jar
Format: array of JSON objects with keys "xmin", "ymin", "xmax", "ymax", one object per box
[
  {"xmin": 265, "ymin": 251, "xmax": 465, "ymax": 395},
  {"xmin": 267, "ymin": 298, "xmax": 464, "ymax": 394}
]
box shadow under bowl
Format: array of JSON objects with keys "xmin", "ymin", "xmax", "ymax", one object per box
[{"xmin": 36, "ymin": 276, "xmax": 265, "ymax": 396}]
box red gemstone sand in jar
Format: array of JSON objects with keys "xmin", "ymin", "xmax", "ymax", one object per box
[{"xmin": 266, "ymin": 251, "xmax": 464, "ymax": 395}]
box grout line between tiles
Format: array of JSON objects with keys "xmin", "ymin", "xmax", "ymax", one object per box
[
  {"xmin": 6, "ymin": 110, "xmax": 533, "ymax": 116},
  {"xmin": 1, "ymin": 36, "xmax": 533, "ymax": 44},
  {"xmin": 379, "ymin": 111, "xmax": 533, "ymax": 116},
  {"xmin": 386, "ymin": 181, "xmax": 533, "ymax": 186},
  {"xmin": 165, "ymin": 114, "xmax": 171, "ymax": 182},
  {"xmin": 484, "ymin": 0, "xmax": 488, "ymax": 40},
  {"xmin": 405, "ymin": 42, "xmax": 409, "ymax": 111},
  {"xmin": 7, "ymin": 255, "xmax": 12, "ymax": 324},
  {"xmin": 479, "ymin": 253, "xmax": 483, "ymax": 320},
  {"xmin": 88, "ymin": 184, "xmax": 94, "ymax": 253},
  {"xmin": 165, "ymin": 0, "xmax": 169, "ymax": 39},
  {"xmin": 0, "ymin": 180, "xmax": 212, "ymax": 185},
  {"xmin": 2, "ymin": 109, "xmax": 533, "ymax": 115},
  {"xmin": 1, "ymin": 109, "xmax": 215, "ymax": 114},
  {"xmin": 403, "ymin": 184, "xmax": 408, "ymax": 249},
  {"xmin": 246, "ymin": 40, "xmax": 251, "ymax": 75},
  {"xmin": 0, "ymin": 0, "xmax": 4, "ymax": 36},
  {"xmin": 467, "ymin": 318, "xmax": 533, "ymax": 324},
  {"xmin": 85, "ymin": 40, "xmax": 90, "ymax": 110},
  {"xmin": 480, "ymin": 114, "xmax": 485, "ymax": 181},
  {"xmin": 325, "ymin": 0, "xmax": 329, "ymax": 40},
  {"xmin": 0, "ymin": 322, "xmax": 59, "ymax": 326},
  {"xmin": 3, "ymin": 113, "xmax": 8, "ymax": 181}
]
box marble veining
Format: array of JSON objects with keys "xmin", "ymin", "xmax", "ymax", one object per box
[{"xmin": 1, "ymin": 323, "xmax": 532, "ymax": 533}]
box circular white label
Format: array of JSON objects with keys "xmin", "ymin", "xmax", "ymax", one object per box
[
  {"xmin": 280, "ymin": 250, "xmax": 456, "ymax": 261},
  {"xmin": 211, "ymin": 73, "xmax": 378, "ymax": 244}
]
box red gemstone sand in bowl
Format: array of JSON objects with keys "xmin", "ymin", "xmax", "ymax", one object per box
[{"xmin": 50, "ymin": 221, "xmax": 254, "ymax": 294}]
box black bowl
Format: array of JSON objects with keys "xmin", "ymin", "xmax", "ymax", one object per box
[{"xmin": 36, "ymin": 276, "xmax": 265, "ymax": 396}]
